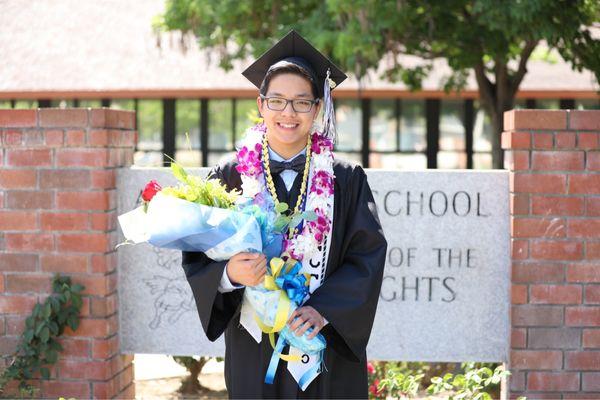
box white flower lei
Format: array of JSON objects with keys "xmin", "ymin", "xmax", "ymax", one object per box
[{"xmin": 236, "ymin": 124, "xmax": 334, "ymax": 261}]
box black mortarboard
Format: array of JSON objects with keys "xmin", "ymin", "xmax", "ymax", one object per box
[{"xmin": 242, "ymin": 30, "xmax": 347, "ymax": 97}]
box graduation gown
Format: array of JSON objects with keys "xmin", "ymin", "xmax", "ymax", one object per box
[{"xmin": 181, "ymin": 157, "xmax": 387, "ymax": 399}]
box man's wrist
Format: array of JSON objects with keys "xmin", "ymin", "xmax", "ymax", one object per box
[
  {"xmin": 225, "ymin": 263, "xmax": 243, "ymax": 287},
  {"xmin": 219, "ymin": 263, "xmax": 244, "ymax": 292}
]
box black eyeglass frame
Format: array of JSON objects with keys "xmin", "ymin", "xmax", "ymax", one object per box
[{"xmin": 259, "ymin": 95, "xmax": 320, "ymax": 113}]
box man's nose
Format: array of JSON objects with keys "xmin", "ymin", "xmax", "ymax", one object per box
[{"xmin": 281, "ymin": 101, "xmax": 296, "ymax": 116}]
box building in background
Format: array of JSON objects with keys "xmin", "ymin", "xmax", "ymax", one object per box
[{"xmin": 1, "ymin": 0, "xmax": 598, "ymax": 170}]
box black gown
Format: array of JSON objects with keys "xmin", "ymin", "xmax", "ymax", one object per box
[{"xmin": 181, "ymin": 156, "xmax": 387, "ymax": 399}]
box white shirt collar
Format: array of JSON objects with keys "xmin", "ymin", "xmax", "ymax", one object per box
[{"xmin": 268, "ymin": 146, "xmax": 307, "ymax": 162}]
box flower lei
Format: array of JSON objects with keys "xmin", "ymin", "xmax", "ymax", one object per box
[{"xmin": 235, "ymin": 122, "xmax": 334, "ymax": 262}]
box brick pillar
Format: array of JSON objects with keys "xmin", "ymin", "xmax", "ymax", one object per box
[
  {"xmin": 0, "ymin": 108, "xmax": 136, "ymax": 398},
  {"xmin": 503, "ymin": 109, "xmax": 600, "ymax": 398}
]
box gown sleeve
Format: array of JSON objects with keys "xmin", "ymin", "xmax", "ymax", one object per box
[
  {"xmin": 303, "ymin": 165, "xmax": 387, "ymax": 362},
  {"xmin": 181, "ymin": 165, "xmax": 245, "ymax": 341}
]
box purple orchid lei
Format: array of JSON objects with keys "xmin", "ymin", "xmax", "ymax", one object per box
[{"xmin": 235, "ymin": 123, "xmax": 335, "ymax": 262}]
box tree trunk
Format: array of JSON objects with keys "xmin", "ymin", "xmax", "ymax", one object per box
[
  {"xmin": 473, "ymin": 41, "xmax": 536, "ymax": 170},
  {"xmin": 174, "ymin": 356, "xmax": 209, "ymax": 394},
  {"xmin": 477, "ymin": 83, "xmax": 515, "ymax": 170},
  {"xmin": 490, "ymin": 105, "xmax": 504, "ymax": 169}
]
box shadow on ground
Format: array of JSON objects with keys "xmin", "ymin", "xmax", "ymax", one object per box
[{"xmin": 136, "ymin": 375, "xmax": 227, "ymax": 399}]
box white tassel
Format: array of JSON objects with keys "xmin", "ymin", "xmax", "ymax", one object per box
[{"xmin": 322, "ymin": 68, "xmax": 337, "ymax": 143}]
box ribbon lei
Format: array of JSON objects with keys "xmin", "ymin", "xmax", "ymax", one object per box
[{"xmin": 255, "ymin": 257, "xmax": 317, "ymax": 384}]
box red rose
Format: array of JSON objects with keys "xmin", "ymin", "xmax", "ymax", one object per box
[
  {"xmin": 142, "ymin": 180, "xmax": 161, "ymax": 202},
  {"xmin": 367, "ymin": 362, "xmax": 375, "ymax": 375},
  {"xmin": 369, "ymin": 379, "xmax": 380, "ymax": 395}
]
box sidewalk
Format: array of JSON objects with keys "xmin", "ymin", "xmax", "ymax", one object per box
[{"xmin": 134, "ymin": 354, "xmax": 227, "ymax": 399}]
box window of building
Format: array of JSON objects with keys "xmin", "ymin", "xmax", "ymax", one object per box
[
  {"xmin": 50, "ymin": 100, "xmax": 75, "ymax": 108},
  {"xmin": 473, "ymin": 100, "xmax": 493, "ymax": 169},
  {"xmin": 175, "ymin": 100, "xmax": 201, "ymax": 167},
  {"xmin": 400, "ymin": 100, "xmax": 426, "ymax": 153},
  {"xmin": 111, "ymin": 99, "xmax": 136, "ymax": 111},
  {"xmin": 576, "ymin": 99, "xmax": 600, "ymax": 110},
  {"xmin": 370, "ymin": 99, "xmax": 396, "ymax": 152},
  {"xmin": 208, "ymin": 100, "xmax": 233, "ymax": 151},
  {"xmin": 514, "ymin": 99, "xmax": 528, "ymax": 109},
  {"xmin": 368, "ymin": 99, "xmax": 427, "ymax": 169},
  {"xmin": 334, "ymin": 99, "xmax": 362, "ymax": 165},
  {"xmin": 79, "ymin": 100, "xmax": 102, "ymax": 108},
  {"xmin": 537, "ymin": 99, "xmax": 560, "ymax": 109},
  {"xmin": 438, "ymin": 99, "xmax": 466, "ymax": 169},
  {"xmin": 235, "ymin": 99, "xmax": 259, "ymax": 144},
  {"xmin": 335, "ymin": 99, "xmax": 362, "ymax": 152},
  {"xmin": 136, "ymin": 100, "xmax": 163, "ymax": 167}
]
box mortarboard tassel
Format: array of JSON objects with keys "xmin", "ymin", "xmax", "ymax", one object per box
[{"xmin": 322, "ymin": 68, "xmax": 337, "ymax": 143}]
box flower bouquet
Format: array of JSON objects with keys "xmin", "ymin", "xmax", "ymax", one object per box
[
  {"xmin": 118, "ymin": 163, "xmax": 273, "ymax": 259},
  {"xmin": 117, "ymin": 159, "xmax": 326, "ymax": 382}
]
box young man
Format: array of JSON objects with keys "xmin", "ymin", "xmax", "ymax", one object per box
[{"xmin": 182, "ymin": 30, "xmax": 387, "ymax": 398}]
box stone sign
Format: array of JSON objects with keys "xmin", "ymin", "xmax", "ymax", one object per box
[{"xmin": 117, "ymin": 168, "xmax": 509, "ymax": 362}]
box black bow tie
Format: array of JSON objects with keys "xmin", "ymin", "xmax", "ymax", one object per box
[{"xmin": 269, "ymin": 155, "xmax": 306, "ymax": 174}]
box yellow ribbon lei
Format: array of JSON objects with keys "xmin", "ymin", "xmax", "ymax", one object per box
[{"xmin": 254, "ymin": 257, "xmax": 313, "ymax": 362}]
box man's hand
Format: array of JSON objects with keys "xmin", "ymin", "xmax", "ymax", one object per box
[
  {"xmin": 226, "ymin": 252, "xmax": 266, "ymax": 287},
  {"xmin": 287, "ymin": 306, "xmax": 324, "ymax": 339}
]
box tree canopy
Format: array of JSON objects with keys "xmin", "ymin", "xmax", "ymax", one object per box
[{"xmin": 157, "ymin": 0, "xmax": 600, "ymax": 168}]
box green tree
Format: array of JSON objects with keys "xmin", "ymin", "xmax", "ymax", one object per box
[{"xmin": 156, "ymin": 0, "xmax": 600, "ymax": 168}]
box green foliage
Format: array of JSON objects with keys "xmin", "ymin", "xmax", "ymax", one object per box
[
  {"xmin": 426, "ymin": 364, "xmax": 509, "ymax": 400},
  {"xmin": 272, "ymin": 206, "xmax": 317, "ymax": 235},
  {"xmin": 156, "ymin": 0, "xmax": 600, "ymax": 168},
  {"xmin": 378, "ymin": 369, "xmax": 423, "ymax": 397},
  {"xmin": 0, "ymin": 275, "xmax": 85, "ymax": 397},
  {"xmin": 156, "ymin": 0, "xmax": 599, "ymax": 90},
  {"xmin": 161, "ymin": 161, "xmax": 241, "ymax": 208},
  {"xmin": 368, "ymin": 361, "xmax": 525, "ymax": 400}
]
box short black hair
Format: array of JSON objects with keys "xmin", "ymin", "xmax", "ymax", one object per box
[{"xmin": 259, "ymin": 62, "xmax": 320, "ymax": 100}]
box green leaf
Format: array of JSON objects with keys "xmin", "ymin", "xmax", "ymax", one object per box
[
  {"xmin": 39, "ymin": 327, "xmax": 50, "ymax": 343},
  {"xmin": 289, "ymin": 214, "xmax": 302, "ymax": 228},
  {"xmin": 48, "ymin": 321, "xmax": 59, "ymax": 336},
  {"xmin": 40, "ymin": 367, "xmax": 50, "ymax": 380},
  {"xmin": 273, "ymin": 219, "xmax": 288, "ymax": 232},
  {"xmin": 35, "ymin": 322, "xmax": 45, "ymax": 335},
  {"xmin": 70, "ymin": 283, "xmax": 84, "ymax": 293},
  {"xmin": 49, "ymin": 297, "xmax": 60, "ymax": 313},
  {"xmin": 43, "ymin": 303, "xmax": 52, "ymax": 319},
  {"xmin": 171, "ymin": 162, "xmax": 188, "ymax": 184},
  {"xmin": 72, "ymin": 297, "xmax": 83, "ymax": 309},
  {"xmin": 302, "ymin": 210, "xmax": 317, "ymax": 221},
  {"xmin": 33, "ymin": 303, "xmax": 42, "ymax": 317},
  {"xmin": 67, "ymin": 316, "xmax": 79, "ymax": 331},
  {"xmin": 275, "ymin": 202, "xmax": 289, "ymax": 213},
  {"xmin": 45, "ymin": 349, "xmax": 58, "ymax": 364},
  {"xmin": 23, "ymin": 329, "xmax": 34, "ymax": 343}
]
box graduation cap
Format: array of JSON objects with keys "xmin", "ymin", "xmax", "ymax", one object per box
[
  {"xmin": 242, "ymin": 30, "xmax": 347, "ymax": 140},
  {"xmin": 242, "ymin": 30, "xmax": 347, "ymax": 97}
]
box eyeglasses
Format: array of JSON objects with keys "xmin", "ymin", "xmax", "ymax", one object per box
[{"xmin": 260, "ymin": 95, "xmax": 319, "ymax": 113}]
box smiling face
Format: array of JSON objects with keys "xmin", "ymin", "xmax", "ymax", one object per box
[{"xmin": 257, "ymin": 73, "xmax": 321, "ymax": 159}]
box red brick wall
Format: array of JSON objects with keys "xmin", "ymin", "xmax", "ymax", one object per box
[
  {"xmin": 0, "ymin": 108, "xmax": 136, "ymax": 398},
  {"xmin": 503, "ymin": 109, "xmax": 600, "ymax": 398}
]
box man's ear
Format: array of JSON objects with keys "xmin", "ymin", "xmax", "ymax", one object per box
[{"xmin": 256, "ymin": 96, "xmax": 263, "ymax": 118}]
